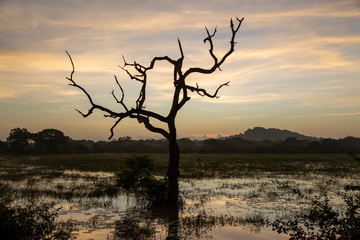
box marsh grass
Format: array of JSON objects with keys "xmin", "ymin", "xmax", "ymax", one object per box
[
  {"xmin": 0, "ymin": 183, "xmax": 76, "ymax": 240},
  {"xmin": 1, "ymin": 153, "xmax": 359, "ymax": 240},
  {"xmin": 1, "ymin": 153, "xmax": 358, "ymax": 178},
  {"xmin": 116, "ymin": 155, "xmax": 168, "ymax": 205},
  {"xmin": 1, "ymin": 153, "xmax": 358, "ymax": 205},
  {"xmin": 179, "ymin": 153, "xmax": 359, "ymax": 178},
  {"xmin": 269, "ymin": 189, "xmax": 360, "ymax": 240}
]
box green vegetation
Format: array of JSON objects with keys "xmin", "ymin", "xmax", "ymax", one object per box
[
  {"xmin": 0, "ymin": 153, "xmax": 359, "ymax": 240},
  {"xmin": 0, "ymin": 184, "xmax": 75, "ymax": 240},
  {"xmin": 1, "ymin": 153, "xmax": 358, "ymax": 179},
  {"xmin": 270, "ymin": 189, "xmax": 360, "ymax": 240},
  {"xmin": 116, "ymin": 155, "xmax": 168, "ymax": 204}
]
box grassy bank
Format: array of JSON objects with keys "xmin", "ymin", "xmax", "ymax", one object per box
[{"xmin": 1, "ymin": 153, "xmax": 358, "ymax": 179}]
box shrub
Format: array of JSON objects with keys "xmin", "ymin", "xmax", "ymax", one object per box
[
  {"xmin": 116, "ymin": 155, "xmax": 168, "ymax": 203},
  {"xmin": 270, "ymin": 189, "xmax": 360, "ymax": 240},
  {"xmin": 0, "ymin": 184, "xmax": 75, "ymax": 240}
]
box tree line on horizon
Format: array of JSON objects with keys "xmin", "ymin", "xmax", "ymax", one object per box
[{"xmin": 1, "ymin": 127, "xmax": 360, "ymax": 155}]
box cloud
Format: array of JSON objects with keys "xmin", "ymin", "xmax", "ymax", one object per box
[
  {"xmin": 288, "ymin": 112, "xmax": 360, "ymax": 118},
  {"xmin": 0, "ymin": 0, "xmax": 359, "ymax": 139},
  {"xmin": 199, "ymin": 93, "xmax": 287, "ymax": 104},
  {"xmin": 233, "ymin": 35, "xmax": 360, "ymax": 73},
  {"xmin": 0, "ymin": 89, "xmax": 17, "ymax": 100},
  {"xmin": 0, "ymin": 51, "xmax": 68, "ymax": 73},
  {"xmin": 225, "ymin": 115, "xmax": 267, "ymax": 119}
]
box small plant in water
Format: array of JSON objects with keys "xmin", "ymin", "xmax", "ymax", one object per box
[
  {"xmin": 270, "ymin": 188, "xmax": 360, "ymax": 240},
  {"xmin": 0, "ymin": 184, "xmax": 76, "ymax": 240},
  {"xmin": 116, "ymin": 155, "xmax": 168, "ymax": 204}
]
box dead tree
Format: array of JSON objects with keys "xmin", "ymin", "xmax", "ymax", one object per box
[{"xmin": 66, "ymin": 17, "xmax": 244, "ymax": 204}]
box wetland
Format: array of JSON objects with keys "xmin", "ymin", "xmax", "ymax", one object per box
[{"xmin": 0, "ymin": 153, "xmax": 359, "ymax": 239}]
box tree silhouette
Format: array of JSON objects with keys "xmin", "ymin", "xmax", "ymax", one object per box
[
  {"xmin": 66, "ymin": 17, "xmax": 244, "ymax": 204},
  {"xmin": 33, "ymin": 129, "xmax": 69, "ymax": 153},
  {"xmin": 7, "ymin": 128, "xmax": 32, "ymax": 153}
]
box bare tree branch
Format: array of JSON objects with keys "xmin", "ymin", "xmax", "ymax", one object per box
[
  {"xmin": 109, "ymin": 117, "xmax": 123, "ymax": 139},
  {"xmin": 177, "ymin": 38, "xmax": 184, "ymax": 59},
  {"xmin": 183, "ymin": 17, "xmax": 244, "ymax": 78},
  {"xmin": 65, "ymin": 51, "xmax": 169, "ymax": 139},
  {"xmin": 65, "ymin": 51, "xmax": 118, "ymax": 118},
  {"xmin": 66, "ymin": 18, "xmax": 244, "ymax": 204},
  {"xmin": 134, "ymin": 115, "xmax": 170, "ymax": 139},
  {"xmin": 111, "ymin": 75, "xmax": 129, "ymax": 112},
  {"xmin": 186, "ymin": 81, "xmax": 230, "ymax": 98},
  {"xmin": 66, "ymin": 17, "xmax": 244, "ymax": 141},
  {"xmin": 204, "ymin": 26, "xmax": 218, "ymax": 68}
]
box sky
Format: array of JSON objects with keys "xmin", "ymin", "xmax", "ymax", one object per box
[{"xmin": 0, "ymin": 0, "xmax": 359, "ymax": 141}]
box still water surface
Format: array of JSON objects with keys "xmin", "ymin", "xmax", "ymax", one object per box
[
  {"xmin": 2, "ymin": 166, "xmax": 357, "ymax": 239},
  {"xmin": 49, "ymin": 171, "xmax": 350, "ymax": 240}
]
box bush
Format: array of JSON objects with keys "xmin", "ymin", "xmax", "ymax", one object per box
[
  {"xmin": 0, "ymin": 185, "xmax": 75, "ymax": 240},
  {"xmin": 116, "ymin": 155, "xmax": 168, "ymax": 203},
  {"xmin": 270, "ymin": 189, "xmax": 360, "ymax": 240}
]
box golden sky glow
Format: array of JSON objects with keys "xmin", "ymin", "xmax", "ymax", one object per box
[{"xmin": 0, "ymin": 0, "xmax": 359, "ymax": 140}]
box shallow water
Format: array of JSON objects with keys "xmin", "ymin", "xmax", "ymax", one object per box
[
  {"xmin": 1, "ymin": 166, "xmax": 358, "ymax": 240},
  {"xmin": 67, "ymin": 176, "xmax": 348, "ymax": 239}
]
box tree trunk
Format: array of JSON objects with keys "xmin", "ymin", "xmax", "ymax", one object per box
[
  {"xmin": 166, "ymin": 204, "xmax": 180, "ymax": 240},
  {"xmin": 166, "ymin": 126, "xmax": 180, "ymax": 205}
]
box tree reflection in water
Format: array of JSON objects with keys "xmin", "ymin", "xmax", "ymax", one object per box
[
  {"xmin": 114, "ymin": 213, "xmax": 157, "ymax": 239},
  {"xmin": 112, "ymin": 198, "xmax": 266, "ymax": 240},
  {"xmin": 113, "ymin": 162, "xmax": 268, "ymax": 240}
]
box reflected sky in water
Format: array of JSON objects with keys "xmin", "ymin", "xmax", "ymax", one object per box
[{"xmin": 1, "ymin": 163, "xmax": 358, "ymax": 240}]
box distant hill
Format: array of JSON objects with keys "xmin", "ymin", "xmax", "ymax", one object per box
[{"xmin": 227, "ymin": 127, "xmax": 319, "ymax": 141}]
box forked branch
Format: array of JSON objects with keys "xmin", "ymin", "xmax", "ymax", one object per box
[
  {"xmin": 66, "ymin": 17, "xmax": 244, "ymax": 140},
  {"xmin": 65, "ymin": 51, "xmax": 117, "ymax": 118},
  {"xmin": 182, "ymin": 17, "xmax": 244, "ymax": 99},
  {"xmin": 65, "ymin": 51, "xmax": 169, "ymax": 140},
  {"xmin": 187, "ymin": 81, "xmax": 230, "ymax": 98},
  {"xmin": 111, "ymin": 75, "xmax": 128, "ymax": 112},
  {"xmin": 184, "ymin": 17, "xmax": 244, "ymax": 78}
]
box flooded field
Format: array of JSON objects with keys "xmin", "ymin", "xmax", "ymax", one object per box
[{"xmin": 0, "ymin": 154, "xmax": 359, "ymax": 239}]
